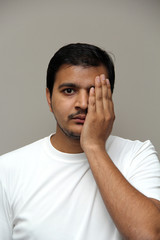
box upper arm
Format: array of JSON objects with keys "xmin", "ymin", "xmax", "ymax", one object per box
[
  {"xmin": 0, "ymin": 163, "xmax": 12, "ymax": 239},
  {"xmin": 150, "ymin": 198, "xmax": 160, "ymax": 211},
  {"xmin": 127, "ymin": 140, "xmax": 160, "ymax": 201}
]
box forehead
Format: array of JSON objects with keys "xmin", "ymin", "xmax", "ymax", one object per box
[{"xmin": 54, "ymin": 64, "xmax": 108, "ymax": 88}]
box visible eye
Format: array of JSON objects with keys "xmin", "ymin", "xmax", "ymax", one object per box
[{"xmin": 63, "ymin": 88, "xmax": 75, "ymax": 95}]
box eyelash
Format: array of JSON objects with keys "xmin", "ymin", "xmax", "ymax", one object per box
[
  {"xmin": 62, "ymin": 87, "xmax": 94, "ymax": 95},
  {"xmin": 63, "ymin": 88, "xmax": 75, "ymax": 95}
]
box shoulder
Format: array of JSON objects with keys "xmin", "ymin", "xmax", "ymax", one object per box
[
  {"xmin": 107, "ymin": 136, "xmax": 160, "ymax": 200},
  {"xmin": 0, "ymin": 136, "xmax": 50, "ymax": 190},
  {"xmin": 106, "ymin": 135, "xmax": 159, "ymax": 172},
  {"xmin": 0, "ymin": 137, "xmax": 47, "ymax": 170},
  {"xmin": 107, "ymin": 135, "xmax": 156, "ymax": 155}
]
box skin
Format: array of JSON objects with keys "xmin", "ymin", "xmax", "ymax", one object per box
[
  {"xmin": 46, "ymin": 64, "xmax": 109, "ymax": 153},
  {"xmin": 46, "ymin": 64, "xmax": 160, "ymax": 239}
]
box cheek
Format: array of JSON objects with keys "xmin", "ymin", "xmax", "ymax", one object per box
[{"xmin": 52, "ymin": 98, "xmax": 74, "ymax": 118}]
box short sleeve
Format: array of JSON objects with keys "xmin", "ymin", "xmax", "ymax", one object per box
[
  {"xmin": 127, "ymin": 140, "xmax": 160, "ymax": 200},
  {"xmin": 0, "ymin": 160, "xmax": 12, "ymax": 240}
]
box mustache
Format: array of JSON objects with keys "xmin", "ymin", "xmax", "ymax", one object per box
[{"xmin": 68, "ymin": 109, "xmax": 88, "ymax": 120}]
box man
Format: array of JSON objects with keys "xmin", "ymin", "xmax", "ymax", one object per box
[{"xmin": 0, "ymin": 43, "xmax": 160, "ymax": 240}]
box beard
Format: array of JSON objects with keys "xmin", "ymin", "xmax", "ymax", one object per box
[
  {"xmin": 52, "ymin": 107, "xmax": 87, "ymax": 141},
  {"xmin": 57, "ymin": 122, "xmax": 81, "ymax": 140}
]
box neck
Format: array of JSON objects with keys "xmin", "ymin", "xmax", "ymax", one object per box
[{"xmin": 50, "ymin": 127, "xmax": 83, "ymax": 154}]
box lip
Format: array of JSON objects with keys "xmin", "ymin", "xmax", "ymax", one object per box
[
  {"xmin": 72, "ymin": 115, "xmax": 86, "ymax": 124},
  {"xmin": 73, "ymin": 114, "xmax": 86, "ymax": 120}
]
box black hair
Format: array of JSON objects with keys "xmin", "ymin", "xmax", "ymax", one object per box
[{"xmin": 47, "ymin": 43, "xmax": 115, "ymax": 96}]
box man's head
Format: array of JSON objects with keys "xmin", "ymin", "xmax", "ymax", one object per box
[
  {"xmin": 46, "ymin": 43, "xmax": 115, "ymax": 97},
  {"xmin": 46, "ymin": 43, "xmax": 115, "ymax": 143}
]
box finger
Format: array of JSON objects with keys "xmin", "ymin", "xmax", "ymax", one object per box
[
  {"xmin": 101, "ymin": 75, "xmax": 112, "ymax": 116},
  {"xmin": 95, "ymin": 76, "xmax": 103, "ymax": 114},
  {"xmin": 106, "ymin": 79, "xmax": 112, "ymax": 100},
  {"xmin": 102, "ymin": 78, "xmax": 114, "ymax": 115},
  {"xmin": 88, "ymin": 87, "xmax": 96, "ymax": 113},
  {"xmin": 101, "ymin": 74, "xmax": 108, "ymax": 102}
]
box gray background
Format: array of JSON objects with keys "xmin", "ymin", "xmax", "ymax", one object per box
[{"xmin": 0, "ymin": 0, "xmax": 159, "ymax": 156}]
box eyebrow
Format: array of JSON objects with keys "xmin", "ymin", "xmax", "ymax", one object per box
[
  {"xmin": 58, "ymin": 83, "xmax": 77, "ymax": 89},
  {"xmin": 58, "ymin": 83, "xmax": 95, "ymax": 90}
]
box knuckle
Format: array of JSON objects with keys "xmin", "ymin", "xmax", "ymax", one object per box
[
  {"xmin": 105, "ymin": 113, "xmax": 114, "ymax": 122},
  {"xmin": 91, "ymin": 115, "xmax": 97, "ymax": 122},
  {"xmin": 90, "ymin": 101, "xmax": 95, "ymax": 106},
  {"xmin": 98, "ymin": 114, "xmax": 105, "ymax": 123},
  {"xmin": 96, "ymin": 96, "xmax": 102, "ymax": 101}
]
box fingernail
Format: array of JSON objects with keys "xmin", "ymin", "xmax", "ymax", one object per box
[
  {"xmin": 106, "ymin": 79, "xmax": 110, "ymax": 85},
  {"xmin": 101, "ymin": 74, "xmax": 105, "ymax": 81},
  {"xmin": 90, "ymin": 87, "xmax": 95, "ymax": 94},
  {"xmin": 96, "ymin": 76, "xmax": 100, "ymax": 83}
]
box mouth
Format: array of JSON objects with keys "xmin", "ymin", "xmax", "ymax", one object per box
[{"xmin": 72, "ymin": 114, "xmax": 86, "ymax": 124}]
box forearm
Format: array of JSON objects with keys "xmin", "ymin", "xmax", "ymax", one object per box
[
  {"xmin": 85, "ymin": 146, "xmax": 160, "ymax": 240},
  {"xmin": 80, "ymin": 74, "xmax": 160, "ymax": 239}
]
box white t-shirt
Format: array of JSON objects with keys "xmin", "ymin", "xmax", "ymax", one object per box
[{"xmin": 0, "ymin": 135, "xmax": 160, "ymax": 240}]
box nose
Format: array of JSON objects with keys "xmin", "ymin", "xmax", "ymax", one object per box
[{"xmin": 75, "ymin": 90, "xmax": 88, "ymax": 110}]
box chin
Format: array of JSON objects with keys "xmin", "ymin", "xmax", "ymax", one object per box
[
  {"xmin": 59, "ymin": 126, "xmax": 81, "ymax": 140},
  {"xmin": 68, "ymin": 128, "xmax": 83, "ymax": 140},
  {"xmin": 70, "ymin": 124, "xmax": 83, "ymax": 132}
]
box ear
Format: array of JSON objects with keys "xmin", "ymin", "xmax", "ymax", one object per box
[{"xmin": 46, "ymin": 88, "xmax": 53, "ymax": 112}]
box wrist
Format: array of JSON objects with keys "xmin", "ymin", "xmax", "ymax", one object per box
[{"xmin": 83, "ymin": 143, "xmax": 106, "ymax": 156}]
